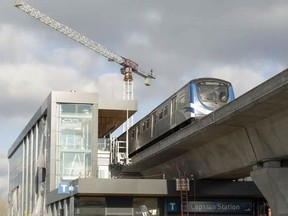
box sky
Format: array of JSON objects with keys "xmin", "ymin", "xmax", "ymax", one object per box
[{"xmin": 1, "ymin": 0, "xmax": 288, "ymax": 197}]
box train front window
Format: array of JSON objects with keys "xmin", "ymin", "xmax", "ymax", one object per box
[{"xmin": 196, "ymin": 81, "xmax": 229, "ymax": 109}]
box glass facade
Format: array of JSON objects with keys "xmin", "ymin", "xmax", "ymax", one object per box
[
  {"xmin": 8, "ymin": 91, "xmax": 269, "ymax": 216},
  {"xmin": 56, "ymin": 104, "xmax": 93, "ymax": 184},
  {"xmin": 8, "ymin": 117, "xmax": 47, "ymax": 216},
  {"xmin": 9, "ymin": 144, "xmax": 23, "ymax": 215},
  {"xmin": 7, "ymin": 91, "xmax": 139, "ymax": 215}
]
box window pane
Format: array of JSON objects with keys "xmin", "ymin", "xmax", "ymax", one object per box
[{"xmin": 56, "ymin": 103, "xmax": 93, "ymax": 182}]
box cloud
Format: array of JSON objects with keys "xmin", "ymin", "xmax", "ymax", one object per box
[
  {"xmin": 97, "ymin": 73, "xmax": 123, "ymax": 99},
  {"xmin": 0, "ymin": 63, "xmax": 97, "ymax": 119},
  {"xmin": 125, "ymin": 32, "xmax": 151, "ymax": 47},
  {"xmin": 0, "ymin": 151, "xmax": 8, "ymax": 196},
  {"xmin": 0, "ymin": 24, "xmax": 41, "ymax": 63},
  {"xmin": 208, "ymin": 65, "xmax": 266, "ymax": 97},
  {"xmin": 140, "ymin": 9, "xmax": 162, "ymax": 24},
  {"xmin": 1, "ymin": 0, "xmax": 288, "ymax": 199},
  {"xmin": 0, "ymin": 152, "xmax": 8, "ymax": 176},
  {"xmin": 0, "ymin": 23, "xmax": 127, "ymax": 119}
]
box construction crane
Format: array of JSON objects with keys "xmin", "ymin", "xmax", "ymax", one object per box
[
  {"xmin": 14, "ymin": 0, "xmax": 155, "ymax": 88},
  {"xmin": 15, "ymin": 0, "xmax": 155, "ymax": 131},
  {"xmin": 14, "ymin": 0, "xmax": 155, "ymax": 85}
]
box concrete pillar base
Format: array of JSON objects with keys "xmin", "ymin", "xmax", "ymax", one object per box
[{"xmin": 251, "ymin": 161, "xmax": 288, "ymax": 216}]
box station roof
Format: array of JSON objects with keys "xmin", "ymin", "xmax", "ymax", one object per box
[
  {"xmin": 46, "ymin": 178, "xmax": 262, "ymax": 205},
  {"xmin": 98, "ymin": 98, "xmax": 137, "ymax": 137}
]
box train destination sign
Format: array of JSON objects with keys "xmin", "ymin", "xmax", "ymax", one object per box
[{"xmin": 187, "ymin": 201, "xmax": 252, "ymax": 213}]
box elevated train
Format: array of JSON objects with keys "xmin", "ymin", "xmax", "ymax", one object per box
[{"xmin": 118, "ymin": 78, "xmax": 235, "ymax": 157}]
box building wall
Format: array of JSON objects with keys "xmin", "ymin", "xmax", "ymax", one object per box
[
  {"xmin": 8, "ymin": 91, "xmax": 100, "ymax": 216},
  {"xmin": 9, "ymin": 116, "xmax": 47, "ymax": 216}
]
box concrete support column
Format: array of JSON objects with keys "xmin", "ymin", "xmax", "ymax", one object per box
[{"xmin": 251, "ymin": 160, "xmax": 288, "ymax": 216}]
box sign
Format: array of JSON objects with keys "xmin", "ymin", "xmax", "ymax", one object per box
[
  {"xmin": 58, "ymin": 182, "xmax": 70, "ymax": 194},
  {"xmin": 166, "ymin": 200, "xmax": 252, "ymax": 214},
  {"xmin": 166, "ymin": 200, "xmax": 180, "ymax": 213},
  {"xmin": 188, "ymin": 201, "xmax": 252, "ymax": 214}
]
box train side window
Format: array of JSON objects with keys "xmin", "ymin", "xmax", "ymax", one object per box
[
  {"xmin": 136, "ymin": 125, "xmax": 140, "ymax": 138},
  {"xmin": 171, "ymin": 96, "xmax": 177, "ymax": 113},
  {"xmin": 131, "ymin": 129, "xmax": 135, "ymax": 140},
  {"xmin": 171, "ymin": 96, "xmax": 177, "ymax": 126},
  {"xmin": 146, "ymin": 118, "xmax": 150, "ymax": 129},
  {"xmin": 179, "ymin": 94, "xmax": 185, "ymax": 104},
  {"xmin": 159, "ymin": 110, "xmax": 163, "ymax": 120},
  {"xmin": 142, "ymin": 122, "xmax": 146, "ymax": 131},
  {"xmin": 164, "ymin": 105, "xmax": 168, "ymax": 116}
]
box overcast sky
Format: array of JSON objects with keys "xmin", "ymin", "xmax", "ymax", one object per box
[{"xmin": 1, "ymin": 0, "xmax": 288, "ymax": 197}]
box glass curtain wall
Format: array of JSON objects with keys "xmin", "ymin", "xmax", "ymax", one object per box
[
  {"xmin": 8, "ymin": 145, "xmax": 23, "ymax": 215},
  {"xmin": 56, "ymin": 104, "xmax": 93, "ymax": 184},
  {"xmin": 8, "ymin": 117, "xmax": 46, "ymax": 216}
]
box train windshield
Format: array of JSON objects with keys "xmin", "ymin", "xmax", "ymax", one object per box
[{"xmin": 196, "ymin": 80, "xmax": 229, "ymax": 110}]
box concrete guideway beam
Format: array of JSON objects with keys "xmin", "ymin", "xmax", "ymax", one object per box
[
  {"xmin": 251, "ymin": 160, "xmax": 288, "ymax": 216},
  {"xmin": 127, "ymin": 68, "xmax": 288, "ymax": 179}
]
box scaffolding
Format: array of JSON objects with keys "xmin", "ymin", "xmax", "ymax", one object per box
[{"xmin": 110, "ymin": 137, "xmax": 130, "ymax": 165}]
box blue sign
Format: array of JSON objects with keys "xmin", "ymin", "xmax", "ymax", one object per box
[
  {"xmin": 166, "ymin": 200, "xmax": 180, "ymax": 213},
  {"xmin": 58, "ymin": 182, "xmax": 70, "ymax": 194}
]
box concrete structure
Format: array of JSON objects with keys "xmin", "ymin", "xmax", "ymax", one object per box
[
  {"xmin": 7, "ymin": 90, "xmax": 267, "ymax": 216},
  {"xmin": 10, "ymin": 68, "xmax": 288, "ymax": 215},
  {"xmin": 123, "ymin": 68, "xmax": 288, "ymax": 215},
  {"xmin": 44, "ymin": 178, "xmax": 266, "ymax": 216},
  {"xmin": 8, "ymin": 91, "xmax": 137, "ymax": 215},
  {"xmin": 251, "ymin": 161, "xmax": 288, "ymax": 216}
]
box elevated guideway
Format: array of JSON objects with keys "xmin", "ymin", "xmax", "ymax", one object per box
[
  {"xmin": 124, "ymin": 68, "xmax": 288, "ymax": 215},
  {"xmin": 126, "ymin": 68, "xmax": 288, "ymax": 179}
]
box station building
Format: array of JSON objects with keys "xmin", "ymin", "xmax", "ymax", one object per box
[{"xmin": 8, "ymin": 91, "xmax": 268, "ymax": 216}]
